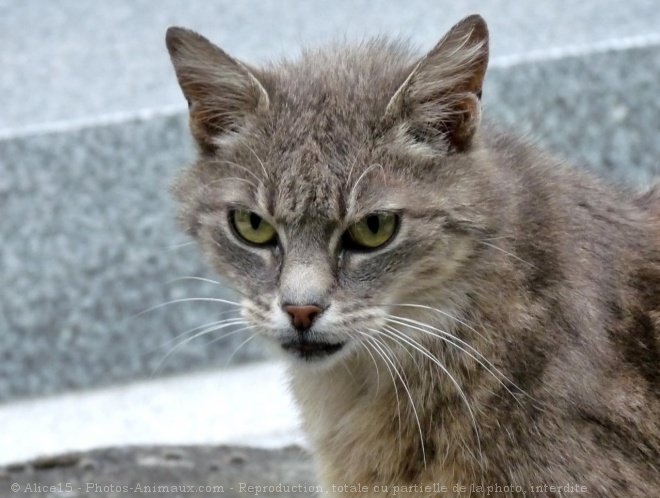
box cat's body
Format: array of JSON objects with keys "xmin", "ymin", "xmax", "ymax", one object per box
[
  {"xmin": 291, "ymin": 130, "xmax": 660, "ymax": 496},
  {"xmin": 166, "ymin": 15, "xmax": 660, "ymax": 497}
]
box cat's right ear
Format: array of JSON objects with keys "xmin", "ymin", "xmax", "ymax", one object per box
[{"xmin": 166, "ymin": 27, "xmax": 270, "ymax": 150}]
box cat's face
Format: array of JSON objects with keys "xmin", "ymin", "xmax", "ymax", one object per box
[{"xmin": 167, "ymin": 16, "xmax": 492, "ymax": 366}]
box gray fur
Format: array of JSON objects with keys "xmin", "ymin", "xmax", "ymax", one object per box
[{"xmin": 167, "ymin": 15, "xmax": 660, "ymax": 497}]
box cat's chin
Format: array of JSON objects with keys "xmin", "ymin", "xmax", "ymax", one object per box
[{"xmin": 280, "ymin": 339, "xmax": 348, "ymax": 366}]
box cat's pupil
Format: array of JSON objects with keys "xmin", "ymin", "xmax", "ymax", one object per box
[
  {"xmin": 366, "ymin": 215, "xmax": 380, "ymax": 234},
  {"xmin": 249, "ymin": 212, "xmax": 261, "ymax": 230}
]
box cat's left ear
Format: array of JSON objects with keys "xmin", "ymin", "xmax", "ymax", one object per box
[
  {"xmin": 384, "ymin": 15, "xmax": 489, "ymax": 152},
  {"xmin": 166, "ymin": 27, "xmax": 270, "ymax": 150}
]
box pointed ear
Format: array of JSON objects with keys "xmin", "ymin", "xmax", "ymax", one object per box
[
  {"xmin": 165, "ymin": 27, "xmax": 269, "ymax": 150},
  {"xmin": 384, "ymin": 15, "xmax": 489, "ymax": 152}
]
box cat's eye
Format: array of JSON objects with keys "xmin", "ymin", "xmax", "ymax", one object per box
[
  {"xmin": 231, "ymin": 210, "xmax": 277, "ymax": 246},
  {"xmin": 345, "ymin": 212, "xmax": 398, "ymax": 249}
]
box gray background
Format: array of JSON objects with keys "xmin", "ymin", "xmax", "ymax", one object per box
[{"xmin": 2, "ymin": 0, "xmax": 660, "ymax": 402}]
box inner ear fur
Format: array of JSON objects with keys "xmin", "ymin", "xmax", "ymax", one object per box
[
  {"xmin": 166, "ymin": 27, "xmax": 270, "ymax": 150},
  {"xmin": 384, "ymin": 14, "xmax": 489, "ymax": 152}
]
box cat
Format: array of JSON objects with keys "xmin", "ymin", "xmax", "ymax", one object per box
[{"xmin": 165, "ymin": 14, "xmax": 660, "ymax": 497}]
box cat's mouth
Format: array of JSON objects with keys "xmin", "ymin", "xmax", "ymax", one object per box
[{"xmin": 280, "ymin": 339, "xmax": 345, "ymax": 361}]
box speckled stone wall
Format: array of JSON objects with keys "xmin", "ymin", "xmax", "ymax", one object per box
[
  {"xmin": 486, "ymin": 46, "xmax": 660, "ymax": 185},
  {"xmin": 2, "ymin": 0, "xmax": 660, "ymax": 402},
  {"xmin": 0, "ymin": 117, "xmax": 265, "ymax": 401}
]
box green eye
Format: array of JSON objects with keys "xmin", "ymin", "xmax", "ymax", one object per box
[
  {"xmin": 231, "ymin": 210, "xmax": 277, "ymax": 245},
  {"xmin": 346, "ymin": 212, "xmax": 398, "ymax": 249}
]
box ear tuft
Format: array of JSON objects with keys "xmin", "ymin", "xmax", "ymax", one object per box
[
  {"xmin": 384, "ymin": 15, "xmax": 489, "ymax": 152},
  {"xmin": 165, "ymin": 27, "xmax": 269, "ymax": 150},
  {"xmin": 165, "ymin": 27, "xmax": 194, "ymax": 57}
]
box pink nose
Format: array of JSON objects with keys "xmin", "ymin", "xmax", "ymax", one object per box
[{"xmin": 283, "ymin": 305, "xmax": 322, "ymax": 330}]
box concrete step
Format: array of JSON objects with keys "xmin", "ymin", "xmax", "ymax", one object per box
[
  {"xmin": 0, "ymin": 362, "xmax": 302, "ymax": 466},
  {"xmin": 2, "ymin": 446, "xmax": 316, "ymax": 498},
  {"xmin": 2, "ymin": 0, "xmax": 660, "ymax": 403}
]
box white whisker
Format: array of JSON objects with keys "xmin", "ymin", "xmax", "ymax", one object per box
[
  {"xmin": 151, "ymin": 323, "xmax": 250, "ymax": 378},
  {"xmin": 366, "ymin": 331, "xmax": 427, "ymax": 470},
  {"xmin": 384, "ymin": 315, "xmax": 527, "ymax": 404},
  {"xmin": 167, "ymin": 276, "xmax": 224, "ymax": 286},
  {"xmin": 372, "ymin": 326, "xmax": 484, "ymax": 471},
  {"xmin": 134, "ymin": 297, "xmax": 241, "ymax": 318},
  {"xmin": 349, "ymin": 163, "xmax": 385, "ymax": 207},
  {"xmin": 346, "ymin": 154, "xmax": 360, "ymax": 187},
  {"xmin": 374, "ymin": 323, "xmax": 424, "ymax": 379},
  {"xmin": 214, "ymin": 159, "xmax": 266, "ymax": 189},
  {"xmin": 385, "ymin": 302, "xmax": 487, "ymax": 341},
  {"xmin": 242, "ymin": 142, "xmax": 270, "ymax": 182},
  {"xmin": 358, "ymin": 338, "xmax": 382, "ymax": 397},
  {"xmin": 205, "ymin": 176, "xmax": 260, "ymax": 191},
  {"xmin": 164, "ymin": 241, "xmax": 197, "ymax": 251},
  {"xmin": 356, "ymin": 331, "xmax": 403, "ymax": 456},
  {"xmin": 479, "ymin": 241, "xmax": 536, "ymax": 268},
  {"xmin": 224, "ymin": 331, "xmax": 259, "ymax": 367},
  {"xmin": 149, "ymin": 316, "xmax": 244, "ymax": 354}
]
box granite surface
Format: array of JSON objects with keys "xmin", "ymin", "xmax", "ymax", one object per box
[
  {"xmin": 2, "ymin": 0, "xmax": 660, "ymax": 132},
  {"xmin": 2, "ymin": 1, "xmax": 660, "ymax": 402},
  {"xmin": 1, "ymin": 446, "xmax": 316, "ymax": 498},
  {"xmin": 0, "ymin": 116, "xmax": 266, "ymax": 401},
  {"xmin": 485, "ymin": 45, "xmax": 660, "ymax": 185}
]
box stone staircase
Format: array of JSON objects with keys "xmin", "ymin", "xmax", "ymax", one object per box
[{"xmin": 1, "ymin": 0, "xmax": 659, "ymax": 465}]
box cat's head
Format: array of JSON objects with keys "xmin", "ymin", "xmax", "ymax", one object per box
[{"xmin": 166, "ymin": 15, "xmax": 498, "ymax": 367}]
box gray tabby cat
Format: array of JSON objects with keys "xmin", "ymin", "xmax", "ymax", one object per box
[{"xmin": 165, "ymin": 14, "xmax": 660, "ymax": 497}]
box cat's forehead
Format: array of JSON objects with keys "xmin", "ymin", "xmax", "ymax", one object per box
[
  {"xmin": 254, "ymin": 48, "xmax": 414, "ymax": 222},
  {"xmin": 217, "ymin": 124, "xmax": 392, "ymax": 226},
  {"xmin": 214, "ymin": 41, "xmax": 422, "ymax": 223},
  {"xmin": 260, "ymin": 41, "xmax": 414, "ymax": 149},
  {"xmin": 268, "ymin": 144, "xmax": 348, "ymax": 223},
  {"xmin": 266, "ymin": 154, "xmax": 413, "ymax": 227}
]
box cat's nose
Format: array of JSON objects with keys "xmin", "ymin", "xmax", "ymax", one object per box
[{"xmin": 282, "ymin": 304, "xmax": 323, "ymax": 331}]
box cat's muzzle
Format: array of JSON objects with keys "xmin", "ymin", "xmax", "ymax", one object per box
[{"xmin": 280, "ymin": 339, "xmax": 345, "ymax": 361}]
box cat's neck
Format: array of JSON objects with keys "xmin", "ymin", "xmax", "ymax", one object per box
[{"xmin": 287, "ymin": 306, "xmax": 501, "ymax": 492}]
